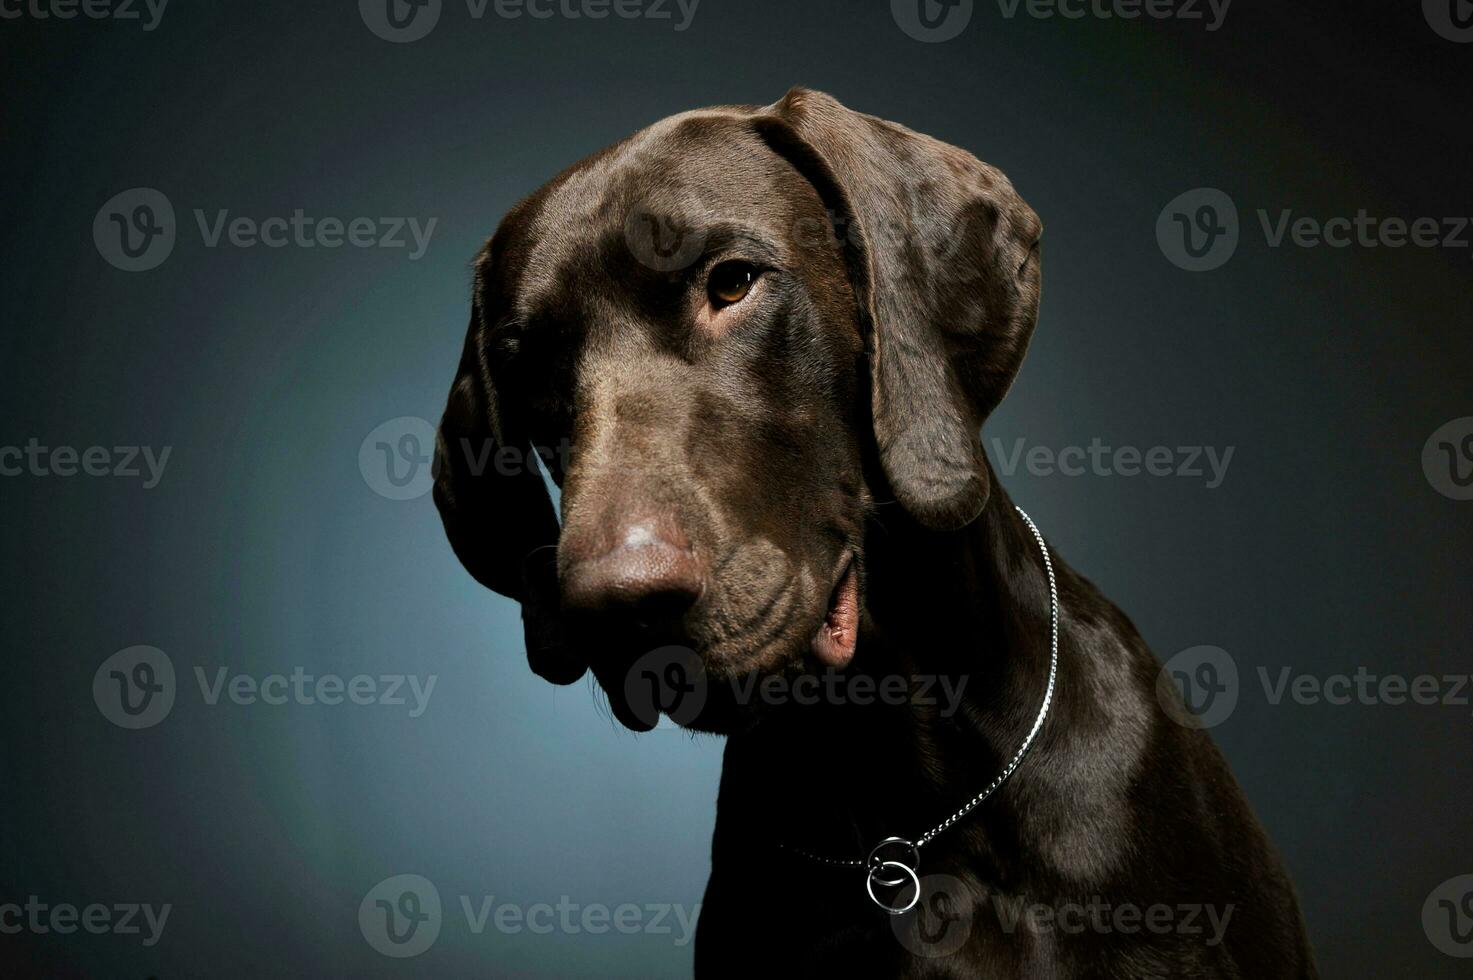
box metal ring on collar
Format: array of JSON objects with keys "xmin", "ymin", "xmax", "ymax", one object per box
[
  {"xmin": 866, "ymin": 860, "xmax": 921, "ymax": 915},
  {"xmin": 866, "ymin": 837, "xmax": 920, "ymax": 888}
]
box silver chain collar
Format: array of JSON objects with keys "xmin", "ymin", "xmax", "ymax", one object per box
[{"xmin": 780, "ymin": 504, "xmax": 1061, "ymax": 915}]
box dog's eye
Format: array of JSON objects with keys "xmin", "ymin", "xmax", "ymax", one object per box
[{"xmin": 707, "ymin": 261, "xmax": 759, "ymax": 307}]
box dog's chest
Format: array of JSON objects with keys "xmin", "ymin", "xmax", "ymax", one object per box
[{"xmin": 700, "ymin": 869, "xmax": 1237, "ymax": 978}]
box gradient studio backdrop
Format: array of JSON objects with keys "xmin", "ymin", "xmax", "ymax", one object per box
[{"xmin": 2, "ymin": 1, "xmax": 1471, "ymax": 976}]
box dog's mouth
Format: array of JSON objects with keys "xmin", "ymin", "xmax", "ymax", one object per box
[{"xmin": 810, "ymin": 555, "xmax": 859, "ymax": 669}]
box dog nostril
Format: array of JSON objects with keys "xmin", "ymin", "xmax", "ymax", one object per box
[{"xmin": 626, "ymin": 587, "xmax": 699, "ymax": 633}]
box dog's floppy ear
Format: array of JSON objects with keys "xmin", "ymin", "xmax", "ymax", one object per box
[
  {"xmin": 756, "ymin": 88, "xmax": 1043, "ymax": 529},
  {"xmin": 434, "ymin": 263, "xmax": 587, "ymax": 685}
]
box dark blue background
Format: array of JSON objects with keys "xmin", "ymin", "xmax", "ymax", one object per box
[{"xmin": 2, "ymin": 0, "xmax": 1470, "ymax": 975}]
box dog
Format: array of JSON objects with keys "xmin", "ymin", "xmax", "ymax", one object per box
[{"xmin": 432, "ymin": 88, "xmax": 1317, "ymax": 977}]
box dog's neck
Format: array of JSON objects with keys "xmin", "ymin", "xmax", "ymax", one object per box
[{"xmin": 727, "ymin": 468, "xmax": 1062, "ymax": 873}]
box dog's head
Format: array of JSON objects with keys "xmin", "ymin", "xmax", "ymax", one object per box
[{"xmin": 434, "ymin": 88, "xmax": 1041, "ymax": 731}]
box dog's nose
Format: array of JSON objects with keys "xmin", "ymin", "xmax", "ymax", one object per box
[{"xmin": 560, "ymin": 522, "xmax": 703, "ymax": 625}]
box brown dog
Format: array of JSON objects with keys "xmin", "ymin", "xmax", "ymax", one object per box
[{"xmin": 433, "ymin": 88, "xmax": 1316, "ymax": 976}]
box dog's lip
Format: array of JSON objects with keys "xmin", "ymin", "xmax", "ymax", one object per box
[{"xmin": 810, "ymin": 554, "xmax": 859, "ymax": 669}]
